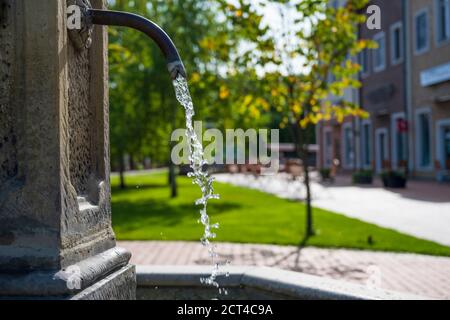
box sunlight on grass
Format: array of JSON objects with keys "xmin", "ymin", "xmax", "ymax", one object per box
[{"xmin": 111, "ymin": 172, "xmax": 450, "ymax": 256}]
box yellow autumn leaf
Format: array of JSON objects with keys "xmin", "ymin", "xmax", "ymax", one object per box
[
  {"xmin": 249, "ymin": 105, "xmax": 260, "ymax": 119},
  {"xmin": 292, "ymin": 103, "xmax": 301, "ymax": 114},
  {"xmin": 300, "ymin": 118, "xmax": 309, "ymax": 129},
  {"xmin": 243, "ymin": 95, "xmax": 253, "ymax": 107},
  {"xmin": 219, "ymin": 86, "xmax": 230, "ymax": 100},
  {"xmin": 310, "ymin": 113, "xmax": 323, "ymax": 124},
  {"xmin": 312, "ymin": 105, "xmax": 321, "ymax": 113},
  {"xmin": 258, "ymin": 98, "xmax": 270, "ymax": 111},
  {"xmin": 191, "ymin": 72, "xmax": 201, "ymax": 84},
  {"xmin": 199, "ymin": 38, "xmax": 214, "ymax": 50}
]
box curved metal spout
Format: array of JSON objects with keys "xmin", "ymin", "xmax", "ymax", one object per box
[{"xmin": 88, "ymin": 9, "xmax": 186, "ymax": 79}]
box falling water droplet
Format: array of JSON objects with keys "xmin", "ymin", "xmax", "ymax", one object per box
[{"xmin": 173, "ymin": 75, "xmax": 230, "ymax": 292}]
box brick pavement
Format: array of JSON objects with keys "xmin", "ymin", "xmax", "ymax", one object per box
[{"xmin": 119, "ymin": 241, "xmax": 450, "ymax": 299}]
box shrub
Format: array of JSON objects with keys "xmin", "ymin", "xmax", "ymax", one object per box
[
  {"xmin": 352, "ymin": 170, "xmax": 373, "ymax": 184},
  {"xmin": 320, "ymin": 168, "xmax": 331, "ymax": 180},
  {"xmin": 381, "ymin": 170, "xmax": 407, "ymax": 188}
]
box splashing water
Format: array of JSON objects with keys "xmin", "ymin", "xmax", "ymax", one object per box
[{"xmin": 172, "ymin": 75, "xmax": 228, "ymax": 289}]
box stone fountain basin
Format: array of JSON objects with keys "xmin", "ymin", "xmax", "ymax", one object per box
[{"xmin": 136, "ymin": 265, "xmax": 427, "ymax": 300}]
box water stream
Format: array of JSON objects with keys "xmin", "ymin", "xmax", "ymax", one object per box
[{"xmin": 172, "ymin": 75, "xmax": 228, "ymax": 290}]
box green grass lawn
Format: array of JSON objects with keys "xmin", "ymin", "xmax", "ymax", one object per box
[{"xmin": 111, "ymin": 171, "xmax": 450, "ymax": 256}]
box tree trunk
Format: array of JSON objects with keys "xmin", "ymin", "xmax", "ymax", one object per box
[
  {"xmin": 293, "ymin": 124, "xmax": 314, "ymax": 237},
  {"xmin": 119, "ymin": 153, "xmax": 126, "ymax": 189},
  {"xmin": 169, "ymin": 160, "xmax": 177, "ymax": 198},
  {"xmin": 302, "ymin": 150, "xmax": 314, "ymax": 236},
  {"xmin": 287, "ymin": 80, "xmax": 315, "ymax": 237}
]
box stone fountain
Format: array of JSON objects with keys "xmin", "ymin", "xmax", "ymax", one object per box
[
  {"xmin": 0, "ymin": 0, "xmax": 134, "ymax": 299},
  {"xmin": 0, "ymin": 0, "xmax": 428, "ymax": 300}
]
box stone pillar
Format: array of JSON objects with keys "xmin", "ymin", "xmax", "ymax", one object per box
[{"xmin": 0, "ymin": 0, "xmax": 135, "ymax": 299}]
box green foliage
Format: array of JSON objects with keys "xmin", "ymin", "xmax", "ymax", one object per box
[
  {"xmin": 108, "ymin": 0, "xmax": 273, "ymax": 169},
  {"xmin": 380, "ymin": 170, "xmax": 408, "ymax": 188},
  {"xmin": 352, "ymin": 170, "xmax": 374, "ymax": 184},
  {"xmin": 222, "ymin": 0, "xmax": 377, "ymax": 236},
  {"xmin": 381, "ymin": 170, "xmax": 407, "ymax": 180},
  {"xmin": 320, "ymin": 168, "xmax": 331, "ymax": 180},
  {"xmin": 265, "ymin": 0, "xmax": 373, "ymax": 128},
  {"xmin": 108, "ymin": 0, "xmax": 376, "ymax": 168}
]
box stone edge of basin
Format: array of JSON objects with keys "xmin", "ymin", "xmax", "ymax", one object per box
[
  {"xmin": 136, "ymin": 265, "xmax": 431, "ymax": 300},
  {"xmin": 0, "ymin": 247, "xmax": 131, "ymax": 297}
]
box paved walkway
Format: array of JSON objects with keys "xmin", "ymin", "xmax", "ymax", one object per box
[
  {"xmin": 214, "ymin": 173, "xmax": 450, "ymax": 246},
  {"xmin": 119, "ymin": 241, "xmax": 450, "ymax": 299}
]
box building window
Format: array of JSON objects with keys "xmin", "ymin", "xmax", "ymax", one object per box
[
  {"xmin": 437, "ymin": 119, "xmax": 450, "ymax": 171},
  {"xmin": 416, "ymin": 110, "xmax": 432, "ymax": 169},
  {"xmin": 391, "ymin": 113, "xmax": 408, "ymax": 169},
  {"xmin": 373, "ymin": 32, "xmax": 386, "ymax": 72},
  {"xmin": 361, "ymin": 121, "xmax": 372, "ymax": 168},
  {"xmin": 390, "ymin": 22, "xmax": 403, "ymax": 65},
  {"xmin": 342, "ymin": 123, "xmax": 354, "ymax": 168},
  {"xmin": 415, "ymin": 9, "xmax": 429, "ymax": 54},
  {"xmin": 359, "ymin": 49, "xmax": 369, "ymax": 77},
  {"xmin": 436, "ymin": 0, "xmax": 450, "ymax": 43},
  {"xmin": 445, "ymin": 128, "xmax": 450, "ymax": 169}
]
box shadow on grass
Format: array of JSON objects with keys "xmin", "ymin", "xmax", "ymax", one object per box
[
  {"xmin": 111, "ymin": 183, "xmax": 166, "ymax": 194},
  {"xmin": 112, "ymin": 198, "xmax": 242, "ymax": 231}
]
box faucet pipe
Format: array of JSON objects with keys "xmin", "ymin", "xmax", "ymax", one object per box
[{"xmin": 88, "ymin": 9, "xmax": 186, "ymax": 79}]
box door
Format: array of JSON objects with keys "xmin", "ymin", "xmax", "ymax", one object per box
[{"xmin": 376, "ymin": 129, "xmax": 388, "ymax": 173}]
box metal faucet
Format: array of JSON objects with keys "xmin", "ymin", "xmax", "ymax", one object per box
[{"xmin": 68, "ymin": 1, "xmax": 186, "ymax": 79}]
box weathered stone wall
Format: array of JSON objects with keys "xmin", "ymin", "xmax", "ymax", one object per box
[
  {"xmin": 68, "ymin": 44, "xmax": 93, "ymax": 196},
  {"xmin": 72, "ymin": 265, "xmax": 136, "ymax": 300},
  {"xmin": 0, "ymin": 0, "xmax": 135, "ymax": 299},
  {"xmin": 0, "ymin": 0, "xmax": 117, "ymax": 271},
  {"xmin": 0, "ymin": 0, "xmax": 16, "ymax": 188},
  {"xmin": 60, "ymin": 0, "xmax": 116, "ymax": 268},
  {"xmin": 0, "ymin": 0, "xmax": 66, "ymax": 271}
]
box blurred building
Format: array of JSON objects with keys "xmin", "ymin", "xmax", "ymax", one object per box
[
  {"xmin": 359, "ymin": 0, "xmax": 407, "ymax": 174},
  {"xmin": 317, "ymin": 0, "xmax": 450, "ymax": 181},
  {"xmin": 407, "ymin": 0, "xmax": 450, "ymax": 180},
  {"xmin": 317, "ymin": 1, "xmax": 360, "ymax": 173}
]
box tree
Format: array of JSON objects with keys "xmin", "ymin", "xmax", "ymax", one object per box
[
  {"xmin": 280, "ymin": 0, "xmax": 375, "ymax": 236},
  {"xmin": 108, "ymin": 0, "xmax": 231, "ymax": 190},
  {"xmin": 236, "ymin": 0, "xmax": 374, "ymax": 237},
  {"xmin": 108, "ymin": 0, "xmax": 273, "ymax": 191}
]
